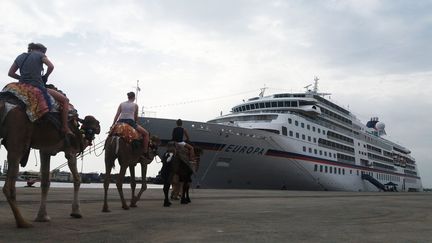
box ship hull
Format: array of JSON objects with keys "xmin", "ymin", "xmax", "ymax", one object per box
[{"xmin": 141, "ymin": 117, "xmax": 422, "ymax": 191}]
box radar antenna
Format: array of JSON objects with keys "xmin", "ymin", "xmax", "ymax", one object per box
[
  {"xmin": 259, "ymin": 86, "xmax": 268, "ymax": 98},
  {"xmin": 313, "ymin": 76, "xmax": 319, "ymax": 93}
]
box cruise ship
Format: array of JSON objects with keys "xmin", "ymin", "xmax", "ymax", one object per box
[{"xmin": 141, "ymin": 78, "xmax": 422, "ymax": 191}]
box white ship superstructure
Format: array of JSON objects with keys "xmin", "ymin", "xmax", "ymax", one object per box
[{"xmin": 141, "ymin": 78, "xmax": 422, "ymax": 191}]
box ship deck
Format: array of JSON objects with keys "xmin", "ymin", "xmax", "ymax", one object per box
[{"xmin": 1, "ymin": 187, "xmax": 431, "ymax": 242}]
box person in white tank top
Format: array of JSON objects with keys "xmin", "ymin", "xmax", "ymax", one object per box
[{"xmin": 111, "ymin": 92, "xmax": 149, "ymax": 155}]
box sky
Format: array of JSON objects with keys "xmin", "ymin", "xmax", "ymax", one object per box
[{"xmin": 0, "ymin": 0, "xmax": 431, "ymax": 187}]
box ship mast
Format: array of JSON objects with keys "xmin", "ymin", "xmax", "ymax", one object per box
[
  {"xmin": 135, "ymin": 80, "xmax": 141, "ymax": 104},
  {"xmin": 313, "ymin": 76, "xmax": 319, "ymax": 93}
]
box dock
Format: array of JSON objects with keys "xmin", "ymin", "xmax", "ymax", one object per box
[{"xmin": 1, "ymin": 188, "xmax": 431, "ymax": 242}]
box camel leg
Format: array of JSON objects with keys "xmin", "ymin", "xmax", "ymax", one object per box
[
  {"xmin": 35, "ymin": 152, "xmax": 52, "ymax": 222},
  {"xmin": 102, "ymin": 160, "xmax": 114, "ymax": 212},
  {"xmin": 116, "ymin": 165, "xmax": 129, "ymax": 210},
  {"xmin": 129, "ymin": 165, "xmax": 137, "ymax": 207},
  {"xmin": 163, "ymin": 180, "xmax": 172, "ymax": 207},
  {"xmin": 3, "ymin": 152, "xmax": 32, "ymax": 228},
  {"xmin": 186, "ymin": 182, "xmax": 191, "ymax": 203},
  {"xmin": 67, "ymin": 154, "xmax": 82, "ymax": 218},
  {"xmin": 131, "ymin": 163, "xmax": 148, "ymax": 207},
  {"xmin": 181, "ymin": 181, "xmax": 189, "ymax": 204}
]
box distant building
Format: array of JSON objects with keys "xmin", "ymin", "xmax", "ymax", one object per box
[{"xmin": 51, "ymin": 170, "xmax": 71, "ymax": 182}]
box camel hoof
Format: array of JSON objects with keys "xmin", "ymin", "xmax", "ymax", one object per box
[
  {"xmin": 102, "ymin": 208, "xmax": 111, "ymax": 213},
  {"xmin": 17, "ymin": 221, "xmax": 34, "ymax": 228},
  {"xmin": 163, "ymin": 201, "xmax": 172, "ymax": 207},
  {"xmin": 70, "ymin": 213, "xmax": 82, "ymax": 218},
  {"xmin": 180, "ymin": 198, "xmax": 189, "ymax": 204},
  {"xmin": 35, "ymin": 215, "xmax": 51, "ymax": 222},
  {"xmin": 122, "ymin": 205, "xmax": 130, "ymax": 210},
  {"xmin": 186, "ymin": 198, "xmax": 191, "ymax": 203}
]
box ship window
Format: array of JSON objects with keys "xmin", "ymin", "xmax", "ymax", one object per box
[
  {"xmin": 282, "ymin": 126, "xmax": 287, "ymax": 136},
  {"xmin": 301, "ymin": 123, "xmax": 304, "ymax": 128},
  {"xmin": 318, "ymin": 128, "xmax": 321, "ymax": 133},
  {"xmin": 265, "ymin": 102, "xmax": 270, "ymax": 108},
  {"xmin": 312, "ymin": 126, "xmax": 316, "ymax": 132},
  {"xmin": 271, "ymin": 102, "xmax": 277, "ymax": 107},
  {"xmin": 343, "ymin": 169, "xmax": 345, "ymax": 175},
  {"xmin": 313, "ymin": 138, "xmax": 317, "ymax": 143},
  {"xmin": 303, "ymin": 146, "xmax": 307, "ymax": 152},
  {"xmin": 320, "ymin": 165, "xmax": 323, "ymax": 172},
  {"xmin": 291, "ymin": 101, "xmax": 297, "ymax": 107},
  {"xmin": 295, "ymin": 121, "xmax": 298, "ymax": 126},
  {"xmin": 296, "ymin": 132, "xmax": 299, "ymax": 138},
  {"xmin": 288, "ymin": 118, "xmax": 292, "ymax": 124},
  {"xmin": 357, "ymin": 170, "xmax": 359, "ymax": 176},
  {"xmin": 329, "ymin": 152, "xmax": 332, "ymax": 157},
  {"xmin": 307, "ymin": 124, "xmax": 310, "ymax": 130},
  {"xmin": 302, "ymin": 134, "xmax": 305, "ymax": 140},
  {"xmin": 350, "ymin": 170, "xmax": 352, "ymax": 174},
  {"xmin": 330, "ymin": 167, "xmax": 333, "ymax": 173},
  {"xmin": 284, "ymin": 101, "xmax": 291, "ymax": 107},
  {"xmin": 338, "ymin": 168, "xmax": 341, "ymax": 174},
  {"xmin": 308, "ymin": 136, "xmax": 311, "ymax": 142},
  {"xmin": 241, "ymin": 106, "xmax": 246, "ymax": 111},
  {"xmin": 314, "ymin": 149, "xmax": 317, "ymax": 154},
  {"xmin": 325, "ymin": 166, "xmax": 328, "ymax": 173},
  {"xmin": 324, "ymin": 151, "xmax": 327, "ymax": 156},
  {"xmin": 309, "ymin": 148, "xmax": 312, "ymax": 153},
  {"xmin": 246, "ymin": 105, "xmax": 250, "ymax": 110},
  {"xmin": 323, "ymin": 130, "xmax": 326, "ymax": 135},
  {"xmin": 314, "ymin": 164, "xmax": 318, "ymax": 171},
  {"xmin": 319, "ymin": 150, "xmax": 322, "ymax": 155},
  {"xmin": 278, "ymin": 101, "xmax": 284, "ymax": 107},
  {"xmin": 289, "ymin": 131, "xmax": 293, "ymax": 136},
  {"xmin": 259, "ymin": 103, "xmax": 265, "ymax": 108}
]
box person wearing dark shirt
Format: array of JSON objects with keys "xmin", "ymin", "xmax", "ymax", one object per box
[
  {"xmin": 8, "ymin": 43, "xmax": 73, "ymax": 135},
  {"xmin": 172, "ymin": 119, "xmax": 195, "ymax": 161}
]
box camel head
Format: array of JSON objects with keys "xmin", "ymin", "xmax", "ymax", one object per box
[{"xmin": 79, "ymin": 115, "xmax": 101, "ymax": 144}]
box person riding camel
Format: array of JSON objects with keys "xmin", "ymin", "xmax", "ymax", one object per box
[
  {"xmin": 111, "ymin": 91, "xmax": 150, "ymax": 158},
  {"xmin": 172, "ymin": 119, "xmax": 195, "ymax": 162},
  {"xmin": 8, "ymin": 42, "xmax": 73, "ymax": 136}
]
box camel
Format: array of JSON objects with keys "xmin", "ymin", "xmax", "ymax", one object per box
[
  {"xmin": 160, "ymin": 142, "xmax": 202, "ymax": 207},
  {"xmin": 102, "ymin": 133, "xmax": 160, "ymax": 212},
  {"xmin": 0, "ymin": 100, "xmax": 101, "ymax": 228}
]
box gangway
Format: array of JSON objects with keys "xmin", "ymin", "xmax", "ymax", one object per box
[{"xmin": 361, "ymin": 174, "xmax": 387, "ymax": 191}]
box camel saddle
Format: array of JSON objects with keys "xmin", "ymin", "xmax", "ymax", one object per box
[
  {"xmin": 110, "ymin": 123, "xmax": 142, "ymax": 144},
  {"xmin": 0, "ymin": 82, "xmax": 60, "ymax": 122}
]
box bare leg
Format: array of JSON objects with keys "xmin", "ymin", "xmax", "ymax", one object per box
[
  {"xmin": 47, "ymin": 89, "xmax": 73, "ymax": 135},
  {"xmin": 136, "ymin": 125, "xmax": 149, "ymax": 153},
  {"xmin": 35, "ymin": 152, "xmax": 51, "ymax": 222},
  {"xmin": 184, "ymin": 143, "xmax": 195, "ymax": 161},
  {"xmin": 67, "ymin": 154, "xmax": 82, "ymax": 218}
]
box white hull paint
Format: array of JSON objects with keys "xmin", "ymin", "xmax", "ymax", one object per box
[{"xmin": 141, "ymin": 117, "xmax": 422, "ymax": 191}]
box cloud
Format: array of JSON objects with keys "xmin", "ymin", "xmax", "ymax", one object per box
[{"xmin": 0, "ymin": 0, "xmax": 431, "ymax": 187}]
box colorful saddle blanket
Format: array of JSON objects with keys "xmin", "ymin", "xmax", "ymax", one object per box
[
  {"xmin": 111, "ymin": 123, "xmax": 142, "ymax": 144},
  {"xmin": 1, "ymin": 82, "xmax": 57, "ymax": 122}
]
